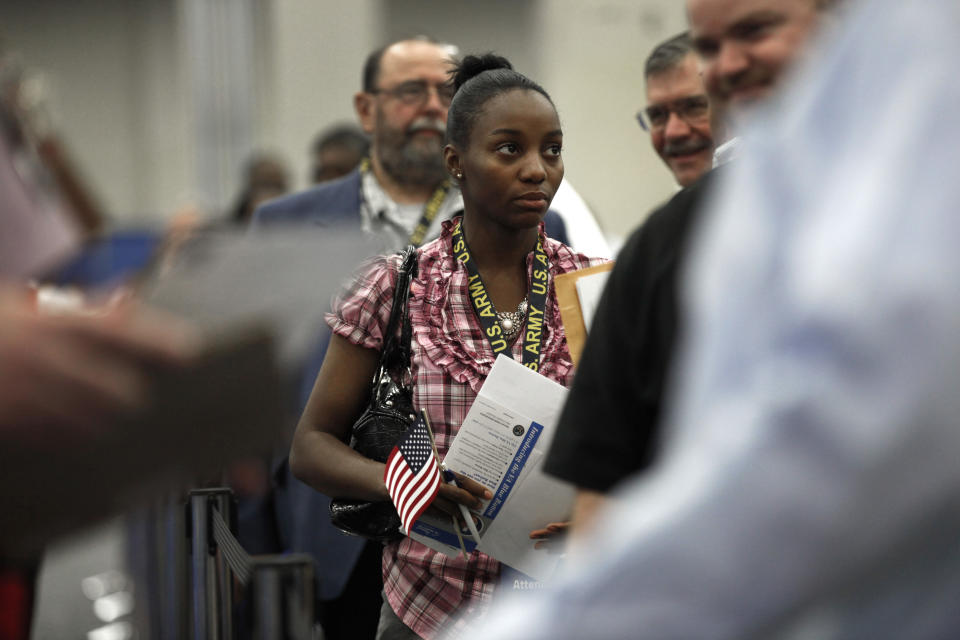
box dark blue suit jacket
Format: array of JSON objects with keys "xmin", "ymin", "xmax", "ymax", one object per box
[{"xmin": 251, "ymin": 169, "xmax": 568, "ymax": 600}]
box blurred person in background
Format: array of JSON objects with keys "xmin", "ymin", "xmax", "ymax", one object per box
[
  {"xmin": 229, "ymin": 152, "xmax": 290, "ymax": 225},
  {"xmin": 544, "ymin": 0, "xmax": 832, "ymax": 541},
  {"xmin": 222, "ymin": 151, "xmax": 293, "ymax": 565},
  {"xmin": 310, "ymin": 123, "xmax": 369, "ymax": 184}
]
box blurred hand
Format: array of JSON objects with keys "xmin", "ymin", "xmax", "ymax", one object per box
[
  {"xmin": 0, "ymin": 284, "xmax": 200, "ymax": 441},
  {"xmin": 530, "ymin": 521, "xmax": 570, "ymax": 553}
]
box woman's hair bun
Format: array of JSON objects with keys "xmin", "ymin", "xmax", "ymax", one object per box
[
  {"xmin": 451, "ymin": 53, "xmax": 513, "ymax": 91},
  {"xmin": 445, "ymin": 52, "xmax": 553, "ymax": 149}
]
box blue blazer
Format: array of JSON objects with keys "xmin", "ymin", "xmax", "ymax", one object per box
[
  {"xmin": 251, "ymin": 169, "xmax": 568, "ymax": 600},
  {"xmin": 254, "ymin": 170, "xmax": 362, "ymax": 230}
]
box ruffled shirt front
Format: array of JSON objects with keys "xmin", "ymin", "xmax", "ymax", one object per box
[{"xmin": 327, "ymin": 217, "xmax": 603, "ymax": 639}]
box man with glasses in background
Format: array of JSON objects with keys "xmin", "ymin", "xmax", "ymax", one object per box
[
  {"xmin": 544, "ymin": 32, "xmax": 717, "ymax": 537},
  {"xmin": 638, "ymin": 33, "xmax": 715, "ymax": 188},
  {"xmin": 548, "ymin": 0, "xmax": 833, "ymax": 537}
]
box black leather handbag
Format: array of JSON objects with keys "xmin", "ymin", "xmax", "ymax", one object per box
[{"xmin": 329, "ymin": 246, "xmax": 419, "ymax": 541}]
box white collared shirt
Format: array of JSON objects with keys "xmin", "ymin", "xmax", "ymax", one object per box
[
  {"xmin": 359, "ymin": 169, "xmax": 462, "ymax": 252},
  {"xmin": 711, "ymin": 136, "xmax": 741, "ymax": 168}
]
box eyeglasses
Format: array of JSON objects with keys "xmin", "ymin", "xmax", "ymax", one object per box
[
  {"xmin": 636, "ymin": 95, "xmax": 710, "ymax": 132},
  {"xmin": 371, "ymin": 80, "xmax": 456, "ymax": 107}
]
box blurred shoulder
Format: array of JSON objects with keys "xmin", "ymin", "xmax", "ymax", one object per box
[{"xmin": 252, "ymin": 170, "xmax": 362, "ymax": 226}]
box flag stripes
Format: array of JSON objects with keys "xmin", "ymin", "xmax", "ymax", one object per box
[{"xmin": 383, "ymin": 415, "xmax": 443, "ymax": 535}]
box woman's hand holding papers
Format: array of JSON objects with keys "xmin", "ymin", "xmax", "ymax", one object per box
[{"xmin": 429, "ymin": 470, "xmax": 492, "ymax": 525}]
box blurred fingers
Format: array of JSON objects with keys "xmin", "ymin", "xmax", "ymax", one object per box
[
  {"xmin": 63, "ymin": 303, "xmax": 202, "ymax": 366},
  {"xmin": 530, "ymin": 521, "xmax": 571, "ymax": 540}
]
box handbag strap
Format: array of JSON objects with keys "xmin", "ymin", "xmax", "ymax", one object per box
[{"xmin": 377, "ymin": 245, "xmax": 419, "ymax": 381}]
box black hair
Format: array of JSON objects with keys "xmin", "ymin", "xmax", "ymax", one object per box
[
  {"xmin": 446, "ymin": 53, "xmax": 554, "ymax": 150},
  {"xmin": 361, "ymin": 35, "xmax": 447, "ymax": 92},
  {"xmin": 644, "ymin": 32, "xmax": 694, "ymax": 78}
]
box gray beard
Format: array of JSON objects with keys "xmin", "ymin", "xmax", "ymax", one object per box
[
  {"xmin": 376, "ymin": 139, "xmax": 446, "ymax": 188},
  {"xmin": 374, "ymin": 114, "xmax": 447, "ymax": 189}
]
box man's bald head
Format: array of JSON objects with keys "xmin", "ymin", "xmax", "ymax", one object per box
[{"xmin": 361, "ymin": 37, "xmax": 457, "ymax": 93}]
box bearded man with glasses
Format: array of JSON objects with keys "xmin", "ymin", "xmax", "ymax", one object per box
[
  {"xmin": 357, "ymin": 41, "xmax": 455, "ymax": 210},
  {"xmin": 364, "ymin": 76, "xmax": 455, "ymax": 192}
]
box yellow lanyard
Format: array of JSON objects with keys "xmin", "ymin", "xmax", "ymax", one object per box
[{"xmin": 451, "ymin": 219, "xmax": 550, "ymax": 371}]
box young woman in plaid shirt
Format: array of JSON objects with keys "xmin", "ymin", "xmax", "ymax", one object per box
[{"xmin": 290, "ymin": 54, "xmax": 604, "ymax": 639}]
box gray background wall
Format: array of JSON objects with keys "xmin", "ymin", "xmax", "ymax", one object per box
[{"xmin": 1, "ymin": 0, "xmax": 689, "ymax": 241}]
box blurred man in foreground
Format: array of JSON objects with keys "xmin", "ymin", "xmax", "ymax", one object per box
[
  {"xmin": 470, "ymin": 0, "xmax": 960, "ymax": 637},
  {"xmin": 0, "ymin": 290, "xmax": 200, "ymax": 639},
  {"xmin": 0, "ymin": 107, "xmax": 200, "ymax": 638},
  {"xmin": 545, "ymin": 0, "xmax": 831, "ymax": 539},
  {"xmin": 543, "ymin": 34, "xmax": 722, "ymax": 536}
]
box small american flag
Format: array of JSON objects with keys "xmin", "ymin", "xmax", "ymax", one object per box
[{"xmin": 383, "ymin": 414, "xmax": 443, "ymax": 535}]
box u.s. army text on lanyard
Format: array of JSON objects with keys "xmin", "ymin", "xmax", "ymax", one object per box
[{"xmin": 451, "ymin": 220, "xmax": 549, "ymax": 371}]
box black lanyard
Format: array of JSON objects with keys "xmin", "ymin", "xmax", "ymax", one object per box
[
  {"xmin": 450, "ymin": 219, "xmax": 550, "ymax": 371},
  {"xmin": 359, "ymin": 158, "xmax": 451, "ymax": 247}
]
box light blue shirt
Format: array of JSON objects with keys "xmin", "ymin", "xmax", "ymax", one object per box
[{"xmin": 459, "ymin": 0, "xmax": 960, "ymax": 637}]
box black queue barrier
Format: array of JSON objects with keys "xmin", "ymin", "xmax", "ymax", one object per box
[{"xmin": 186, "ymin": 488, "xmax": 314, "ymax": 640}]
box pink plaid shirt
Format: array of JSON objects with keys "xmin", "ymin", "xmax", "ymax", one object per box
[{"xmin": 327, "ymin": 218, "xmax": 603, "ymax": 639}]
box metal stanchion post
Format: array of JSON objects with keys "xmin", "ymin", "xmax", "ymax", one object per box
[
  {"xmin": 188, "ymin": 491, "xmax": 209, "ymax": 640},
  {"xmin": 251, "ymin": 555, "xmax": 314, "ymax": 640},
  {"xmin": 187, "ymin": 488, "xmax": 235, "ymax": 640},
  {"xmin": 210, "ymin": 491, "xmax": 235, "ymax": 640}
]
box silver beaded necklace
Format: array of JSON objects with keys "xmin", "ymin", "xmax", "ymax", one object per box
[{"xmin": 496, "ymin": 297, "xmax": 528, "ymax": 341}]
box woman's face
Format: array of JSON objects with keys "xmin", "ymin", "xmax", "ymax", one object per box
[{"xmin": 451, "ymin": 89, "xmax": 563, "ymax": 231}]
